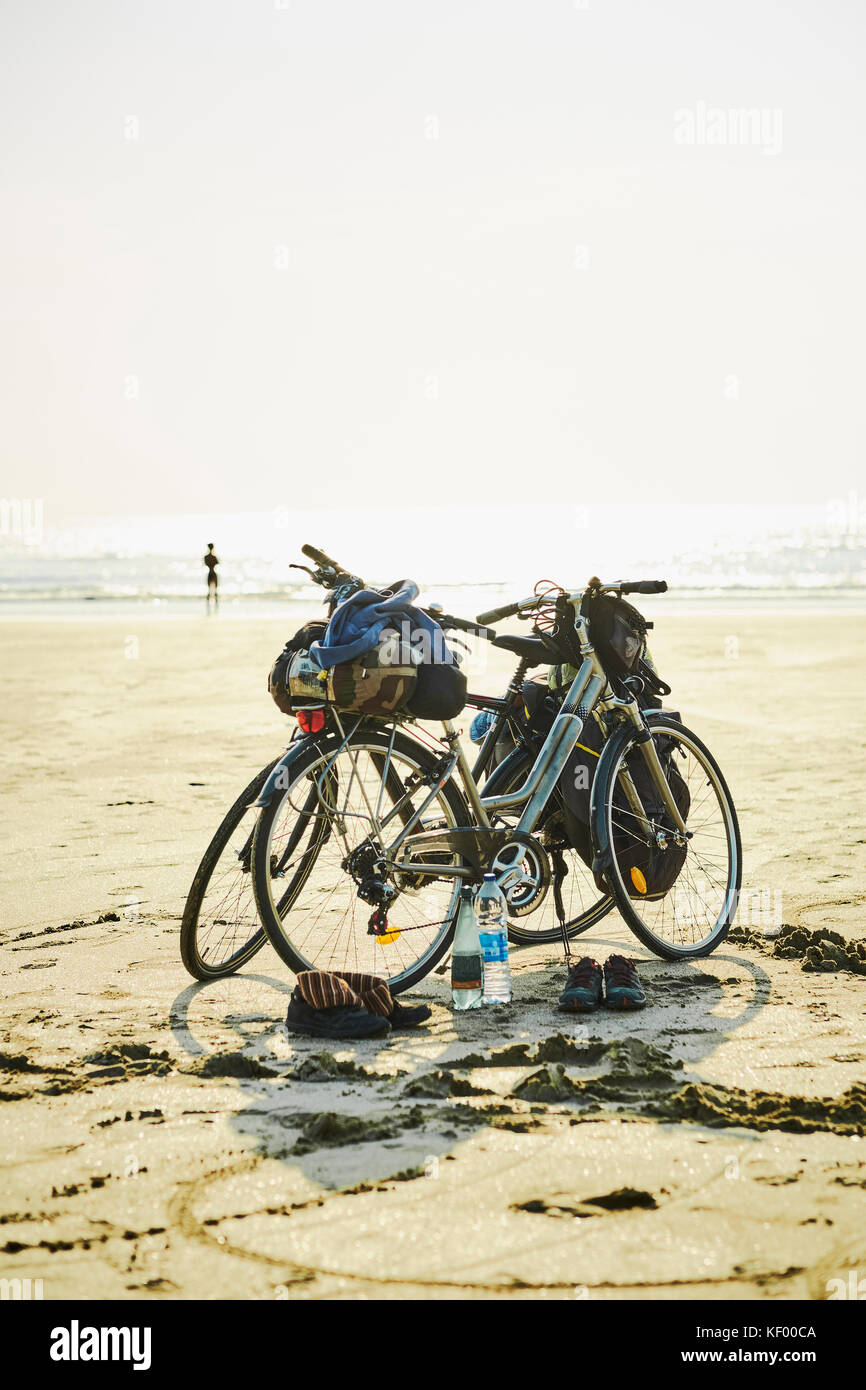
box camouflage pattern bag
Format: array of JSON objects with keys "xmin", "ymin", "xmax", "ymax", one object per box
[{"xmin": 327, "ymin": 633, "xmax": 418, "ymax": 715}]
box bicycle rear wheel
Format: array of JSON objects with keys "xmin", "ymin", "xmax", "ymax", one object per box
[
  {"xmin": 592, "ymin": 713, "xmax": 741, "ymax": 959},
  {"xmin": 251, "ymin": 726, "xmax": 471, "ymax": 993}
]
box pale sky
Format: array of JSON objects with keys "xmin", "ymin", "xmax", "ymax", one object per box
[{"xmin": 2, "ymin": 0, "xmax": 864, "ymax": 526}]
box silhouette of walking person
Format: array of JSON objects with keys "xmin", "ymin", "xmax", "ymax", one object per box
[{"xmin": 204, "ymin": 543, "xmax": 219, "ymax": 608}]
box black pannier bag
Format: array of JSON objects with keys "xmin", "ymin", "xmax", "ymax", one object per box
[
  {"xmin": 559, "ymin": 713, "xmax": 691, "ymax": 898},
  {"xmin": 609, "ymin": 742, "xmax": 691, "ymax": 898}
]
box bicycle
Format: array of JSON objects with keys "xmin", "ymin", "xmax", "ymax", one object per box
[
  {"xmin": 249, "ymin": 545, "xmax": 742, "ymax": 992},
  {"xmin": 180, "ymin": 555, "xmax": 613, "ymax": 979}
]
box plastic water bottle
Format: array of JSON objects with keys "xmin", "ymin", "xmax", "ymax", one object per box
[
  {"xmin": 477, "ymin": 873, "xmax": 512, "ymax": 1005},
  {"xmin": 451, "ymin": 886, "xmax": 483, "ymax": 1010}
]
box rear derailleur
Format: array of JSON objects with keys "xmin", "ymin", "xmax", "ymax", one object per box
[{"xmin": 342, "ymin": 842, "xmax": 400, "ymax": 935}]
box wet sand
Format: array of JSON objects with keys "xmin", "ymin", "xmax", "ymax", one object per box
[{"xmin": 1, "ymin": 610, "xmax": 865, "ymax": 1299}]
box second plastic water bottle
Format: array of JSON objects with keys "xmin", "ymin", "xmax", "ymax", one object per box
[
  {"xmin": 476, "ymin": 873, "xmax": 512, "ymax": 1005},
  {"xmin": 451, "ymin": 886, "xmax": 483, "ymax": 1010}
]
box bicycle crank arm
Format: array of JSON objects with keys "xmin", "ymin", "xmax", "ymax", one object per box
[{"xmin": 489, "ymin": 832, "xmax": 543, "ymax": 896}]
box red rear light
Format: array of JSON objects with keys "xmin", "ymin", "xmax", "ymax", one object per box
[{"xmin": 296, "ymin": 707, "xmax": 326, "ymax": 734}]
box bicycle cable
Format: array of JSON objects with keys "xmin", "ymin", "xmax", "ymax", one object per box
[{"xmin": 532, "ymin": 579, "xmax": 567, "ymax": 633}]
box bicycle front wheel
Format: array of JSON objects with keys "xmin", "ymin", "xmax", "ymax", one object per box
[
  {"xmin": 251, "ymin": 726, "xmax": 470, "ymax": 993},
  {"xmin": 592, "ymin": 712, "xmax": 742, "ymax": 959}
]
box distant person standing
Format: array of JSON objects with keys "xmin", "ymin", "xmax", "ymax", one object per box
[{"xmin": 203, "ymin": 543, "xmax": 219, "ymax": 605}]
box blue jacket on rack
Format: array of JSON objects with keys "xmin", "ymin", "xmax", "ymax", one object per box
[{"xmin": 307, "ymin": 580, "xmax": 458, "ymax": 671}]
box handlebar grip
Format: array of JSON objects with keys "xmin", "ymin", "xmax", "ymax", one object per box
[
  {"xmin": 302, "ymin": 543, "xmax": 341, "ymax": 570},
  {"xmin": 622, "ymin": 580, "xmax": 668, "ymax": 595},
  {"xmin": 476, "ymin": 601, "xmax": 520, "ymax": 625}
]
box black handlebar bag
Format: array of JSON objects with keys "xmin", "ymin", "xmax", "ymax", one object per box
[{"xmin": 585, "ymin": 594, "xmax": 647, "ymax": 677}]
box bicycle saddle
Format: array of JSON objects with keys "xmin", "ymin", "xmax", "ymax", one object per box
[{"xmin": 491, "ymin": 633, "xmax": 552, "ymax": 667}]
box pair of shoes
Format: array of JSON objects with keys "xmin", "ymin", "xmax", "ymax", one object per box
[
  {"xmin": 557, "ymin": 955, "xmax": 646, "ymax": 1013},
  {"xmin": 285, "ymin": 990, "xmax": 432, "ymax": 1040}
]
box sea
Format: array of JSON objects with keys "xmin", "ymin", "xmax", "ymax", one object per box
[{"xmin": 1, "ymin": 501, "xmax": 864, "ymax": 621}]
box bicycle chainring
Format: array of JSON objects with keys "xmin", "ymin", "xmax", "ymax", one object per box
[{"xmin": 495, "ymin": 835, "xmax": 552, "ymax": 917}]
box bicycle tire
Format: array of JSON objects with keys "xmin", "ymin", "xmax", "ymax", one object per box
[{"xmin": 591, "ymin": 712, "xmax": 742, "ymax": 960}]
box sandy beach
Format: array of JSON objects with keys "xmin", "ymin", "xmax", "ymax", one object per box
[{"xmin": 2, "ymin": 608, "xmax": 865, "ymax": 1300}]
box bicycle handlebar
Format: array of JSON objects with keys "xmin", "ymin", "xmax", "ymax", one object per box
[
  {"xmin": 477, "ymin": 577, "xmax": 669, "ymax": 625},
  {"xmin": 296, "ymin": 546, "xmax": 506, "ymax": 642},
  {"xmin": 297, "ymin": 547, "xmax": 667, "ymax": 634}
]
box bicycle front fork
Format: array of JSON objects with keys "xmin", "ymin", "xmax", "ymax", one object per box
[{"xmin": 606, "ymin": 702, "xmax": 689, "ymax": 844}]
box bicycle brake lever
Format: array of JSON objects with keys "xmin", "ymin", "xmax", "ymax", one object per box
[{"xmin": 289, "ymin": 563, "xmax": 319, "ymax": 582}]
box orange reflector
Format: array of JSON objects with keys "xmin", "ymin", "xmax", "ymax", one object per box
[
  {"xmin": 376, "ymin": 930, "xmax": 401, "ymax": 945},
  {"xmin": 296, "ymin": 707, "xmax": 326, "ymax": 734},
  {"xmin": 630, "ymin": 866, "xmax": 647, "ymax": 894}
]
